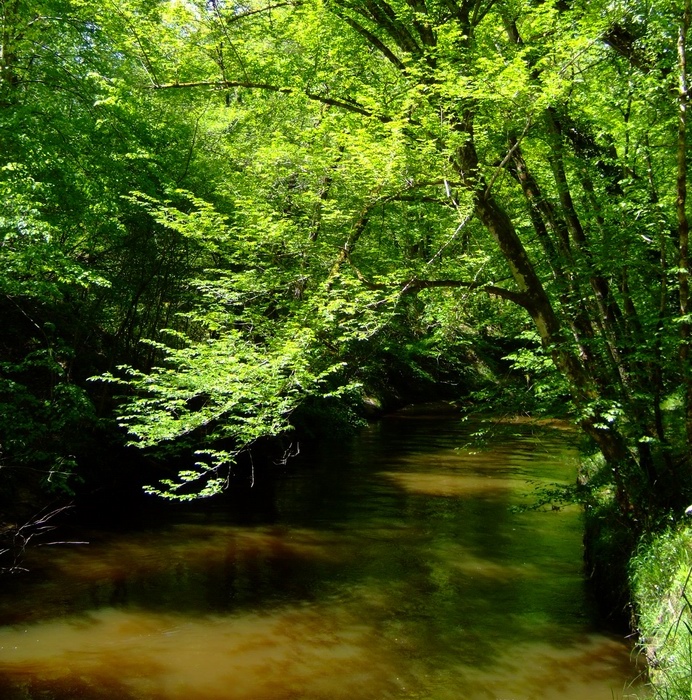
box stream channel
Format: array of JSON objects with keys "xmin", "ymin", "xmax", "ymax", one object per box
[{"xmin": 0, "ymin": 403, "xmax": 642, "ymax": 699}]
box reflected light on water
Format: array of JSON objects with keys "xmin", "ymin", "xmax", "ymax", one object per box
[
  {"xmin": 456, "ymin": 635, "xmax": 643, "ymax": 700},
  {"xmin": 0, "ymin": 599, "xmax": 641, "ymax": 700},
  {"xmin": 0, "ymin": 605, "xmax": 402, "ymax": 700},
  {"xmin": 43, "ymin": 525, "xmax": 346, "ymax": 584},
  {"xmin": 380, "ymin": 470, "xmax": 523, "ymax": 497}
]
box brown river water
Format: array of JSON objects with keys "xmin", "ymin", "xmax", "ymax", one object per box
[{"xmin": 0, "ymin": 404, "xmax": 643, "ymax": 699}]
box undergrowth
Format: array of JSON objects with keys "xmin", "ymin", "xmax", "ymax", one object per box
[{"xmin": 630, "ymin": 523, "xmax": 692, "ymax": 699}]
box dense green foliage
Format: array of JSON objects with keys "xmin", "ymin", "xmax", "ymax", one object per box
[
  {"xmin": 2, "ymin": 0, "xmax": 689, "ymax": 512},
  {"xmin": 1, "ymin": 0, "xmax": 691, "ymax": 493}
]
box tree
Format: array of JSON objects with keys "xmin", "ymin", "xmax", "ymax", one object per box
[
  {"xmin": 0, "ymin": 0, "xmax": 227, "ymax": 490},
  {"xmin": 19, "ymin": 0, "xmax": 681, "ymax": 517}
]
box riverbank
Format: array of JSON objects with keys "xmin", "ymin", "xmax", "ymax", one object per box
[{"xmin": 629, "ymin": 522, "xmax": 692, "ymax": 698}]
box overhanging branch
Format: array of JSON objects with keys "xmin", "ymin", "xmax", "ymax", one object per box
[
  {"xmin": 148, "ymin": 80, "xmax": 390, "ymax": 121},
  {"xmin": 346, "ymin": 261, "xmax": 527, "ymax": 306},
  {"xmin": 216, "ymin": 2, "xmax": 299, "ymax": 24},
  {"xmin": 401, "ymin": 278, "xmax": 528, "ymax": 305}
]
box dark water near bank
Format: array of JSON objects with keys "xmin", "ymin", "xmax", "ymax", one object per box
[{"xmin": 0, "ymin": 405, "xmax": 641, "ymax": 699}]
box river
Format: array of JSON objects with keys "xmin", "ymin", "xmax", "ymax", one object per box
[{"xmin": 0, "ymin": 404, "xmax": 642, "ymax": 699}]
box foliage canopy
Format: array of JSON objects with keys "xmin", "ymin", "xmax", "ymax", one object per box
[{"xmin": 2, "ymin": 0, "xmax": 692, "ymax": 514}]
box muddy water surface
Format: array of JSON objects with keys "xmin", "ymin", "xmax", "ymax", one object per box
[{"xmin": 0, "ymin": 405, "xmax": 642, "ymax": 699}]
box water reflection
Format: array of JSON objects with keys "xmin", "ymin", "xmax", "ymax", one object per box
[{"xmin": 0, "ymin": 407, "xmax": 642, "ymax": 699}]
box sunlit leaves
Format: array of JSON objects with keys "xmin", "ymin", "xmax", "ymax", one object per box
[
  {"xmin": 103, "ymin": 325, "xmax": 348, "ymax": 498},
  {"xmin": 3, "ymin": 0, "xmax": 688, "ymax": 509}
]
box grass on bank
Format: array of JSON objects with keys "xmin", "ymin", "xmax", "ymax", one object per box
[{"xmin": 630, "ymin": 522, "xmax": 692, "ymax": 699}]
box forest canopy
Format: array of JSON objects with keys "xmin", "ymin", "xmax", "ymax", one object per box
[{"xmin": 1, "ymin": 0, "xmax": 691, "ymax": 514}]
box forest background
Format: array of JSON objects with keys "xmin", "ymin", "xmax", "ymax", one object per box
[{"xmin": 2, "ymin": 0, "xmax": 692, "ymax": 695}]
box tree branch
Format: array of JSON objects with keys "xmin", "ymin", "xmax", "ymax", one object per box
[
  {"xmin": 213, "ymin": 2, "xmax": 299, "ymax": 25},
  {"xmin": 602, "ymin": 23, "xmax": 650, "ymax": 73},
  {"xmin": 345, "ymin": 260, "xmax": 526, "ymax": 306},
  {"xmin": 472, "ymin": 0, "xmax": 497, "ymax": 27},
  {"xmin": 484, "ymin": 115, "xmax": 532, "ymax": 199},
  {"xmin": 401, "ymin": 278, "xmax": 527, "ymax": 305},
  {"xmin": 332, "ymin": 10, "xmax": 407, "ymax": 72},
  {"xmin": 148, "ymin": 79, "xmax": 390, "ymax": 121},
  {"xmin": 352, "ymin": 1, "xmax": 423, "ymax": 58}
]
